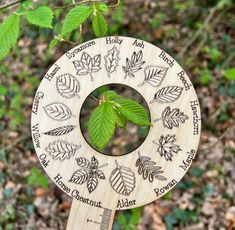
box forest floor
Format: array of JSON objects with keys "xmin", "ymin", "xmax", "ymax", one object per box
[{"xmin": 0, "ymin": 0, "xmax": 235, "ymax": 229}]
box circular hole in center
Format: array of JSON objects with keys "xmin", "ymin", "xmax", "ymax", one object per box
[{"xmin": 79, "ymin": 84, "xmax": 151, "ymax": 156}]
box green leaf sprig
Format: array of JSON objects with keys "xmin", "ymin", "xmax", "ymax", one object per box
[{"xmin": 88, "ymin": 90, "xmax": 151, "ymax": 150}]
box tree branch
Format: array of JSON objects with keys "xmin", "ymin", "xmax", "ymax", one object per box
[
  {"xmin": 0, "ymin": 0, "xmax": 23, "ymax": 11},
  {"xmin": 178, "ymin": 6, "xmax": 217, "ymax": 59}
]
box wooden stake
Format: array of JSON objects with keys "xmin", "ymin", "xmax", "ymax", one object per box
[{"xmin": 67, "ymin": 200, "xmax": 115, "ymax": 230}]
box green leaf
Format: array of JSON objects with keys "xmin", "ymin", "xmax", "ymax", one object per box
[
  {"xmin": 116, "ymin": 112, "xmax": 127, "ymax": 128},
  {"xmin": 98, "ymin": 3, "xmax": 109, "ymax": 13},
  {"xmin": 88, "ymin": 102, "xmax": 116, "ymax": 149},
  {"xmin": 27, "ymin": 167, "xmax": 48, "ymax": 189},
  {"xmin": 26, "ymin": 6, "xmax": 53, "ymax": 28},
  {"xmin": 49, "ymin": 38, "xmax": 60, "ymax": 49},
  {"xmin": 0, "ymin": 85, "xmax": 8, "ymax": 95},
  {"xmin": 62, "ymin": 5, "xmax": 93, "ymax": 36},
  {"xmin": 199, "ymin": 69, "xmax": 213, "ymax": 86},
  {"xmin": 92, "ymin": 11, "xmax": 108, "ymax": 37},
  {"xmin": 0, "ymin": 14, "xmax": 19, "ymax": 61},
  {"xmin": 224, "ymin": 68, "xmax": 235, "ymax": 80},
  {"xmin": 114, "ymin": 98, "xmax": 151, "ymax": 126},
  {"xmin": 103, "ymin": 90, "xmax": 122, "ymax": 101}
]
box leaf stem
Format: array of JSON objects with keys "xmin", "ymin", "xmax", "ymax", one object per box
[
  {"xmin": 98, "ymin": 163, "xmax": 108, "ymax": 169},
  {"xmin": 153, "ymin": 118, "xmax": 162, "ymax": 122},
  {"xmin": 53, "ymin": 0, "xmax": 98, "ymax": 10},
  {"xmin": 138, "ymin": 81, "xmax": 146, "ymax": 87}
]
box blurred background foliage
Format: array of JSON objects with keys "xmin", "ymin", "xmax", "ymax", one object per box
[{"xmin": 0, "ymin": 0, "xmax": 235, "ymax": 229}]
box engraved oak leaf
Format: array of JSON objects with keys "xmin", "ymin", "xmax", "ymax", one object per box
[
  {"xmin": 73, "ymin": 52, "xmax": 101, "ymax": 81},
  {"xmin": 45, "ymin": 140, "xmax": 81, "ymax": 161},
  {"xmin": 153, "ymin": 134, "xmax": 182, "ymax": 161},
  {"xmin": 69, "ymin": 156, "xmax": 107, "ymax": 193}
]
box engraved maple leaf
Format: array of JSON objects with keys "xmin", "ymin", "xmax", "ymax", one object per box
[
  {"xmin": 73, "ymin": 52, "xmax": 101, "ymax": 81},
  {"xmin": 153, "ymin": 135, "xmax": 182, "ymax": 161}
]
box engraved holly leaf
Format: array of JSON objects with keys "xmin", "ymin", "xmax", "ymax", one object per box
[
  {"xmin": 43, "ymin": 102, "xmax": 75, "ymax": 121},
  {"xmin": 45, "ymin": 140, "xmax": 81, "ymax": 161},
  {"xmin": 136, "ymin": 152, "xmax": 167, "ymax": 182},
  {"xmin": 73, "ymin": 52, "xmax": 101, "ymax": 81},
  {"xmin": 153, "ymin": 135, "xmax": 182, "ymax": 161},
  {"xmin": 104, "ymin": 46, "xmax": 120, "ymax": 77},
  {"xmin": 110, "ymin": 161, "xmax": 136, "ymax": 196},
  {"xmin": 122, "ymin": 50, "xmax": 145, "ymax": 78},
  {"xmin": 139, "ymin": 65, "xmax": 168, "ymax": 87},
  {"xmin": 154, "ymin": 106, "xmax": 189, "ymax": 129},
  {"xmin": 150, "ymin": 86, "xmax": 183, "ymax": 104},
  {"xmin": 69, "ymin": 156, "xmax": 107, "ymax": 193}
]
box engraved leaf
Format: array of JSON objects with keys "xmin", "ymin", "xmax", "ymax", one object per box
[
  {"xmin": 110, "ymin": 161, "xmax": 136, "ymax": 196},
  {"xmin": 153, "ymin": 134, "xmax": 182, "ymax": 161},
  {"xmin": 87, "ymin": 173, "xmax": 98, "ymax": 193},
  {"xmin": 56, "ymin": 74, "xmax": 80, "ymax": 98},
  {"xmin": 97, "ymin": 170, "xmax": 105, "ymax": 179},
  {"xmin": 136, "ymin": 152, "xmax": 167, "ymax": 182},
  {"xmin": 139, "ymin": 65, "xmax": 168, "ymax": 87},
  {"xmin": 155, "ymin": 106, "xmax": 189, "ymax": 129},
  {"xmin": 70, "ymin": 156, "xmax": 107, "ymax": 193},
  {"xmin": 43, "ymin": 125, "xmax": 76, "ymax": 136},
  {"xmin": 150, "ymin": 86, "xmax": 183, "ymax": 104},
  {"xmin": 104, "ymin": 46, "xmax": 120, "ymax": 77},
  {"xmin": 73, "ymin": 52, "xmax": 101, "ymax": 81},
  {"xmin": 76, "ymin": 157, "xmax": 90, "ymax": 168},
  {"xmin": 122, "ymin": 50, "xmax": 145, "ymax": 79},
  {"xmin": 69, "ymin": 169, "xmax": 89, "ymax": 184},
  {"xmin": 43, "ymin": 102, "xmax": 74, "ymax": 121},
  {"xmin": 45, "ymin": 140, "xmax": 81, "ymax": 161}
]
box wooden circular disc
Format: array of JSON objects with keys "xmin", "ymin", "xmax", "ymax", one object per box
[{"xmin": 31, "ymin": 36, "xmax": 201, "ymax": 210}]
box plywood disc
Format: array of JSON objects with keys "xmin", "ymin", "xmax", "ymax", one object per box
[{"xmin": 31, "ymin": 36, "xmax": 201, "ymax": 210}]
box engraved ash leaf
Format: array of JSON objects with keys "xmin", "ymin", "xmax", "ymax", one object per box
[
  {"xmin": 110, "ymin": 161, "xmax": 136, "ymax": 196},
  {"xmin": 104, "ymin": 46, "xmax": 120, "ymax": 77},
  {"xmin": 153, "ymin": 135, "xmax": 182, "ymax": 161},
  {"xmin": 138, "ymin": 65, "xmax": 168, "ymax": 87},
  {"xmin": 45, "ymin": 140, "xmax": 81, "ymax": 161},
  {"xmin": 122, "ymin": 50, "xmax": 145, "ymax": 79},
  {"xmin": 154, "ymin": 106, "xmax": 189, "ymax": 129},
  {"xmin": 69, "ymin": 156, "xmax": 107, "ymax": 193},
  {"xmin": 135, "ymin": 152, "xmax": 167, "ymax": 183},
  {"xmin": 43, "ymin": 102, "xmax": 75, "ymax": 121},
  {"xmin": 56, "ymin": 74, "xmax": 80, "ymax": 99},
  {"xmin": 73, "ymin": 52, "xmax": 101, "ymax": 81},
  {"xmin": 43, "ymin": 125, "xmax": 76, "ymax": 136},
  {"xmin": 150, "ymin": 86, "xmax": 183, "ymax": 104}
]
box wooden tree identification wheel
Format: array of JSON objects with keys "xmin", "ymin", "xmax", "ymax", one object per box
[{"xmin": 31, "ymin": 36, "xmax": 201, "ymax": 229}]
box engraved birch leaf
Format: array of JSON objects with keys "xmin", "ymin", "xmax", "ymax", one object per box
[
  {"xmin": 122, "ymin": 50, "xmax": 145, "ymax": 79},
  {"xmin": 87, "ymin": 174, "xmax": 98, "ymax": 193},
  {"xmin": 76, "ymin": 157, "xmax": 90, "ymax": 168},
  {"xmin": 153, "ymin": 134, "xmax": 182, "ymax": 161},
  {"xmin": 46, "ymin": 140, "xmax": 81, "ymax": 161},
  {"xmin": 73, "ymin": 52, "xmax": 101, "ymax": 81},
  {"xmin": 150, "ymin": 86, "xmax": 183, "ymax": 104},
  {"xmin": 56, "ymin": 74, "xmax": 80, "ymax": 98},
  {"xmin": 155, "ymin": 106, "xmax": 189, "ymax": 129},
  {"xmin": 139, "ymin": 65, "xmax": 168, "ymax": 87},
  {"xmin": 110, "ymin": 161, "xmax": 136, "ymax": 196},
  {"xmin": 69, "ymin": 169, "xmax": 89, "ymax": 184},
  {"xmin": 104, "ymin": 46, "xmax": 120, "ymax": 77},
  {"xmin": 43, "ymin": 125, "xmax": 76, "ymax": 136},
  {"xmin": 43, "ymin": 102, "xmax": 74, "ymax": 121},
  {"xmin": 136, "ymin": 152, "xmax": 167, "ymax": 182}
]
